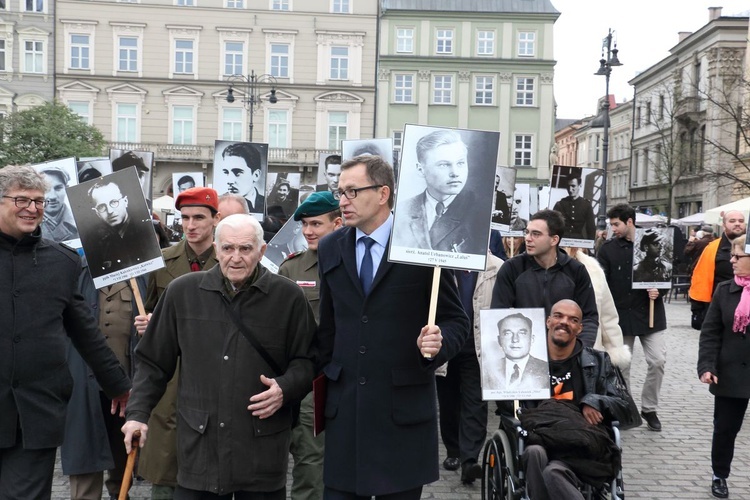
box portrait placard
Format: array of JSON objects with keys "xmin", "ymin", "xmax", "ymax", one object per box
[
  {"xmin": 32, "ymin": 157, "xmax": 81, "ymax": 249},
  {"xmin": 632, "ymin": 227, "xmax": 674, "ymax": 289},
  {"xmin": 389, "ymin": 124, "xmax": 499, "ymax": 271},
  {"xmin": 548, "ymin": 165, "xmax": 601, "ymax": 249},
  {"xmin": 67, "ymin": 168, "xmax": 165, "ymax": 289},
  {"xmin": 109, "ymin": 149, "xmax": 154, "ymax": 206},
  {"xmin": 342, "ymin": 138, "xmax": 394, "ymax": 163},
  {"xmin": 172, "ymin": 172, "xmax": 204, "ymax": 197},
  {"xmin": 266, "ymin": 172, "xmax": 301, "ymax": 222},
  {"xmin": 316, "ymin": 152, "xmax": 343, "ymax": 195},
  {"xmin": 490, "ymin": 166, "xmax": 517, "ymax": 232},
  {"xmin": 502, "ymin": 183, "xmax": 531, "ymax": 237},
  {"xmin": 77, "ymin": 158, "xmax": 112, "ymax": 183},
  {"xmin": 260, "ymin": 217, "xmax": 307, "ymax": 274},
  {"xmin": 213, "ymin": 140, "xmax": 268, "ymax": 221},
  {"xmin": 479, "ymin": 308, "xmax": 549, "ymax": 401}
]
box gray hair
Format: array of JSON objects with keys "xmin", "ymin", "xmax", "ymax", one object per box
[
  {"xmin": 0, "ymin": 165, "xmax": 48, "ymax": 197},
  {"xmin": 215, "ymin": 213, "xmax": 264, "ymax": 247},
  {"xmin": 218, "ymin": 192, "xmax": 249, "ymax": 214}
]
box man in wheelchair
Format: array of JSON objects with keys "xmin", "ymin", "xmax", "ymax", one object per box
[{"xmin": 519, "ymin": 299, "xmax": 637, "ymax": 500}]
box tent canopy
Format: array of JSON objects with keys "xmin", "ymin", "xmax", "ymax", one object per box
[{"xmin": 705, "ymin": 198, "xmax": 750, "ymax": 225}]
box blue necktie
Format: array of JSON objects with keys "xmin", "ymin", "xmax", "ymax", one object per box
[{"xmin": 359, "ymin": 237, "xmax": 376, "ymax": 295}]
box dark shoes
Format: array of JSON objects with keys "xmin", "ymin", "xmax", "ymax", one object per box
[
  {"xmin": 443, "ymin": 457, "xmax": 460, "ymax": 471},
  {"xmin": 712, "ymin": 478, "xmax": 729, "ymax": 498},
  {"xmin": 461, "ymin": 461, "xmax": 483, "ymax": 484},
  {"xmin": 641, "ymin": 411, "xmax": 662, "ymax": 431}
]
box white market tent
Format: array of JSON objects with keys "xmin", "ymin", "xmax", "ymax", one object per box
[
  {"xmin": 705, "ymin": 198, "xmax": 750, "ymax": 225},
  {"xmin": 674, "ymin": 213, "xmax": 705, "ymax": 225}
]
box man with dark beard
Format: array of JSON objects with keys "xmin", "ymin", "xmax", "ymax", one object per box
[{"xmin": 521, "ymin": 299, "xmax": 636, "ymax": 500}]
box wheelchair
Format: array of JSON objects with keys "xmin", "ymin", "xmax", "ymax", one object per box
[{"xmin": 481, "ymin": 411, "xmax": 625, "ymax": 500}]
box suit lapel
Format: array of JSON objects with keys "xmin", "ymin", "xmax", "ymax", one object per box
[
  {"xmin": 338, "ymin": 228, "xmax": 364, "ymax": 295},
  {"xmin": 369, "ymin": 235, "xmax": 393, "ymax": 294},
  {"xmin": 407, "ymin": 193, "xmax": 432, "ymax": 248}
]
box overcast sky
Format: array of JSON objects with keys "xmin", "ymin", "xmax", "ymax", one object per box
[{"xmin": 552, "ymin": 0, "xmax": 750, "ymax": 119}]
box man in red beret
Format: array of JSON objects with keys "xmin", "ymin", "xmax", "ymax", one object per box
[{"xmin": 134, "ymin": 186, "xmax": 221, "ymax": 498}]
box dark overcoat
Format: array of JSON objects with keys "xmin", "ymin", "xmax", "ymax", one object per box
[{"xmin": 317, "ymin": 226, "xmax": 470, "ymax": 496}]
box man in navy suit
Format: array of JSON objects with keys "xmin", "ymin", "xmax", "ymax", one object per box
[
  {"xmin": 317, "ymin": 154, "xmax": 470, "ymax": 499},
  {"xmin": 393, "ymin": 129, "xmax": 486, "ymax": 255}
]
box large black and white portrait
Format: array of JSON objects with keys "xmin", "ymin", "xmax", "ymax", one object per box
[
  {"xmin": 390, "ymin": 124, "xmax": 499, "ymax": 271},
  {"xmin": 342, "ymin": 138, "xmax": 394, "ymax": 163},
  {"xmin": 67, "ymin": 169, "xmax": 164, "ymax": 288},
  {"xmin": 632, "ymin": 227, "xmax": 674, "ymax": 288},
  {"xmin": 172, "ymin": 172, "xmax": 204, "ymax": 196},
  {"xmin": 260, "ymin": 217, "xmax": 307, "ymax": 274},
  {"xmin": 266, "ymin": 172, "xmax": 300, "ymax": 222},
  {"xmin": 490, "ymin": 166, "xmax": 517, "ymax": 232},
  {"xmin": 316, "ymin": 153, "xmax": 342, "ymax": 195},
  {"xmin": 480, "ymin": 308, "xmax": 549, "ymax": 401},
  {"xmin": 109, "ymin": 149, "xmax": 153, "ymax": 206},
  {"xmin": 503, "ymin": 183, "xmax": 531, "ymax": 236},
  {"xmin": 32, "ymin": 157, "xmax": 81, "ymax": 248},
  {"xmin": 213, "ymin": 140, "xmax": 268, "ymax": 221},
  {"xmin": 548, "ymin": 165, "xmax": 601, "ymax": 249},
  {"xmin": 77, "ymin": 158, "xmax": 112, "ymax": 183}
]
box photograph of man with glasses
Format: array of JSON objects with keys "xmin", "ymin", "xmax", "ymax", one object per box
[{"xmin": 68, "ymin": 169, "xmax": 163, "ymax": 287}]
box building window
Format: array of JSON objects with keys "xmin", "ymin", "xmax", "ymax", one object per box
[
  {"xmin": 116, "ymin": 103, "xmax": 137, "ymax": 142},
  {"xmin": 331, "ymin": 0, "xmax": 349, "ymax": 13},
  {"xmin": 70, "ymin": 34, "xmax": 90, "ymax": 70},
  {"xmin": 0, "ymin": 40, "xmax": 5, "ymax": 71},
  {"xmin": 224, "ymin": 41, "xmax": 243, "ymax": 76},
  {"xmin": 330, "ymin": 46, "xmax": 348, "ymax": 80},
  {"xmin": 433, "ymin": 74, "xmax": 453, "ymax": 104},
  {"xmin": 172, "ymin": 105, "xmax": 194, "ymax": 144},
  {"xmin": 328, "ymin": 111, "xmax": 347, "ymax": 149},
  {"xmin": 270, "ymin": 43, "xmax": 289, "ymax": 78},
  {"xmin": 176, "ymin": 0, "xmax": 194, "ymax": 5},
  {"xmin": 24, "ymin": 0, "xmax": 43, "ymax": 12},
  {"xmin": 119, "ymin": 37, "xmax": 138, "ymax": 72},
  {"xmin": 268, "ymin": 109, "xmax": 288, "ymax": 148},
  {"xmin": 474, "ymin": 76, "xmax": 494, "ymax": 105},
  {"xmin": 394, "ymin": 74, "xmax": 414, "ymax": 103},
  {"xmin": 517, "ymin": 31, "xmax": 535, "ymax": 57},
  {"xmin": 396, "ymin": 28, "xmax": 413, "ymax": 53},
  {"xmin": 222, "ymin": 108, "xmax": 243, "ymax": 141},
  {"xmin": 635, "ymin": 106, "xmax": 641, "ymax": 128},
  {"xmin": 477, "ymin": 30, "xmax": 494, "ymax": 56},
  {"xmin": 226, "ymin": 0, "xmax": 243, "ymax": 7},
  {"xmin": 174, "ymin": 40, "xmax": 194, "ymax": 74},
  {"xmin": 271, "ymin": 0, "xmax": 289, "ymax": 9},
  {"xmin": 645, "ymin": 101, "xmax": 651, "ymax": 124},
  {"xmin": 68, "ymin": 101, "xmax": 91, "ymax": 124},
  {"xmin": 393, "ymin": 130, "xmax": 402, "ymax": 150},
  {"xmin": 658, "ymin": 95, "xmax": 665, "ymax": 119},
  {"xmin": 514, "ymin": 134, "xmax": 533, "ymax": 167},
  {"xmin": 515, "ymin": 77, "xmax": 534, "ymax": 106},
  {"xmin": 436, "ymin": 29, "xmax": 453, "ymax": 55},
  {"xmin": 23, "ymin": 40, "xmax": 44, "ymax": 73}
]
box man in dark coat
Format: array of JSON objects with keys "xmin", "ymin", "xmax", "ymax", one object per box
[
  {"xmin": 0, "ymin": 165, "xmax": 130, "ymax": 499},
  {"xmin": 598, "ymin": 203, "xmax": 667, "ymax": 432},
  {"xmin": 123, "ymin": 214, "xmax": 316, "ymax": 498},
  {"xmin": 317, "ymin": 155, "xmax": 470, "ymax": 499}
]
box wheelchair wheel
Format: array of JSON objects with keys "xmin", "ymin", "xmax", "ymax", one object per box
[{"xmin": 481, "ymin": 431, "xmax": 516, "ymax": 500}]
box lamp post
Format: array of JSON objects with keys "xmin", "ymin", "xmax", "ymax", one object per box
[
  {"xmin": 593, "ymin": 28, "xmax": 622, "ymax": 230},
  {"xmin": 225, "ymin": 70, "xmax": 279, "ymax": 142}
]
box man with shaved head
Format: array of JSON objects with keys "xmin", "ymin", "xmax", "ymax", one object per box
[{"xmin": 521, "ymin": 299, "xmax": 637, "ymax": 500}]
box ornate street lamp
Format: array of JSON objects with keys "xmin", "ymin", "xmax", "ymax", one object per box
[
  {"xmin": 225, "ymin": 70, "xmax": 279, "ymax": 142},
  {"xmin": 593, "ymin": 29, "xmax": 622, "ymax": 230}
]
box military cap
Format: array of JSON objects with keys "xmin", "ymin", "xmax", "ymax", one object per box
[
  {"xmin": 176, "ymin": 187, "xmax": 219, "ymax": 213},
  {"xmin": 112, "ymin": 151, "xmax": 149, "ymax": 172},
  {"xmin": 40, "ymin": 164, "xmax": 70, "ymax": 184},
  {"xmin": 293, "ymin": 191, "xmax": 339, "ymax": 221}
]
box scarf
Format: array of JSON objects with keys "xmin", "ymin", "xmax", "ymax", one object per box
[{"xmin": 733, "ymin": 275, "xmax": 750, "ymax": 333}]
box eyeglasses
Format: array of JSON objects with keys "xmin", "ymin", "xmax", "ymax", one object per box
[
  {"xmin": 523, "ymin": 229, "xmax": 548, "ymax": 239},
  {"xmin": 92, "ymin": 197, "xmax": 125, "ymax": 214},
  {"xmin": 730, "ymin": 254, "xmax": 750, "ymax": 260},
  {"xmin": 2, "ymin": 195, "xmax": 48, "ymax": 210},
  {"xmin": 334, "ymin": 185, "xmax": 383, "ymax": 200}
]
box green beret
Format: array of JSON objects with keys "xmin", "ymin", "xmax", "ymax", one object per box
[{"xmin": 293, "ymin": 191, "xmax": 339, "ymax": 221}]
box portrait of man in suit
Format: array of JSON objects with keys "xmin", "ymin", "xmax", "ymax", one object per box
[
  {"xmin": 316, "ymin": 154, "xmax": 342, "ymax": 193},
  {"xmin": 214, "ymin": 141, "xmax": 267, "ymax": 218},
  {"xmin": 392, "ymin": 129, "xmax": 487, "ymax": 255}
]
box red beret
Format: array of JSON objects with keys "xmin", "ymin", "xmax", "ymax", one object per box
[{"xmin": 175, "ymin": 187, "xmax": 219, "ymax": 213}]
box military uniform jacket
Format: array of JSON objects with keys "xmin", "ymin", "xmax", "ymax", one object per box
[
  {"xmin": 278, "ymin": 249, "xmax": 320, "ymax": 323},
  {"xmin": 553, "ymin": 196, "xmax": 596, "ymax": 240}
]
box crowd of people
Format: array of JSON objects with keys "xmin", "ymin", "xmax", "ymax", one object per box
[{"xmin": 1, "ymin": 156, "xmax": 748, "ymax": 500}]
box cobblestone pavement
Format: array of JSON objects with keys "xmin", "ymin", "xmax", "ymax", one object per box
[{"xmin": 52, "ymin": 299, "xmax": 750, "ymax": 499}]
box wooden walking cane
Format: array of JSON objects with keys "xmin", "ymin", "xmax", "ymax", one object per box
[{"xmin": 119, "ymin": 430, "xmax": 141, "ymax": 500}]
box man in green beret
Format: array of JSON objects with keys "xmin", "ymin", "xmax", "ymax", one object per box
[{"xmin": 278, "ymin": 191, "xmax": 342, "ymax": 500}]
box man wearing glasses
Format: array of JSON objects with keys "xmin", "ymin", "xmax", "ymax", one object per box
[
  {"xmin": 317, "ymin": 154, "xmax": 469, "ymax": 499},
  {"xmin": 86, "ymin": 180, "xmax": 156, "ymax": 274},
  {"xmin": 0, "ymin": 165, "xmax": 130, "ymax": 499}
]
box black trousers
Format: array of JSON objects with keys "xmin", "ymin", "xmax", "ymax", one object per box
[
  {"xmin": 323, "ymin": 486, "xmax": 422, "ymax": 500},
  {"xmin": 174, "ymin": 485, "xmax": 285, "ymax": 500},
  {"xmin": 0, "ymin": 425, "xmax": 57, "ymax": 500},
  {"xmin": 435, "ymin": 348, "xmax": 487, "ymax": 464},
  {"xmin": 712, "ymin": 395, "xmax": 749, "ymax": 479}
]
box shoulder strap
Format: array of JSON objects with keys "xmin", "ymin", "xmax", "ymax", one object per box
[{"xmin": 221, "ymin": 295, "xmax": 283, "ymax": 376}]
